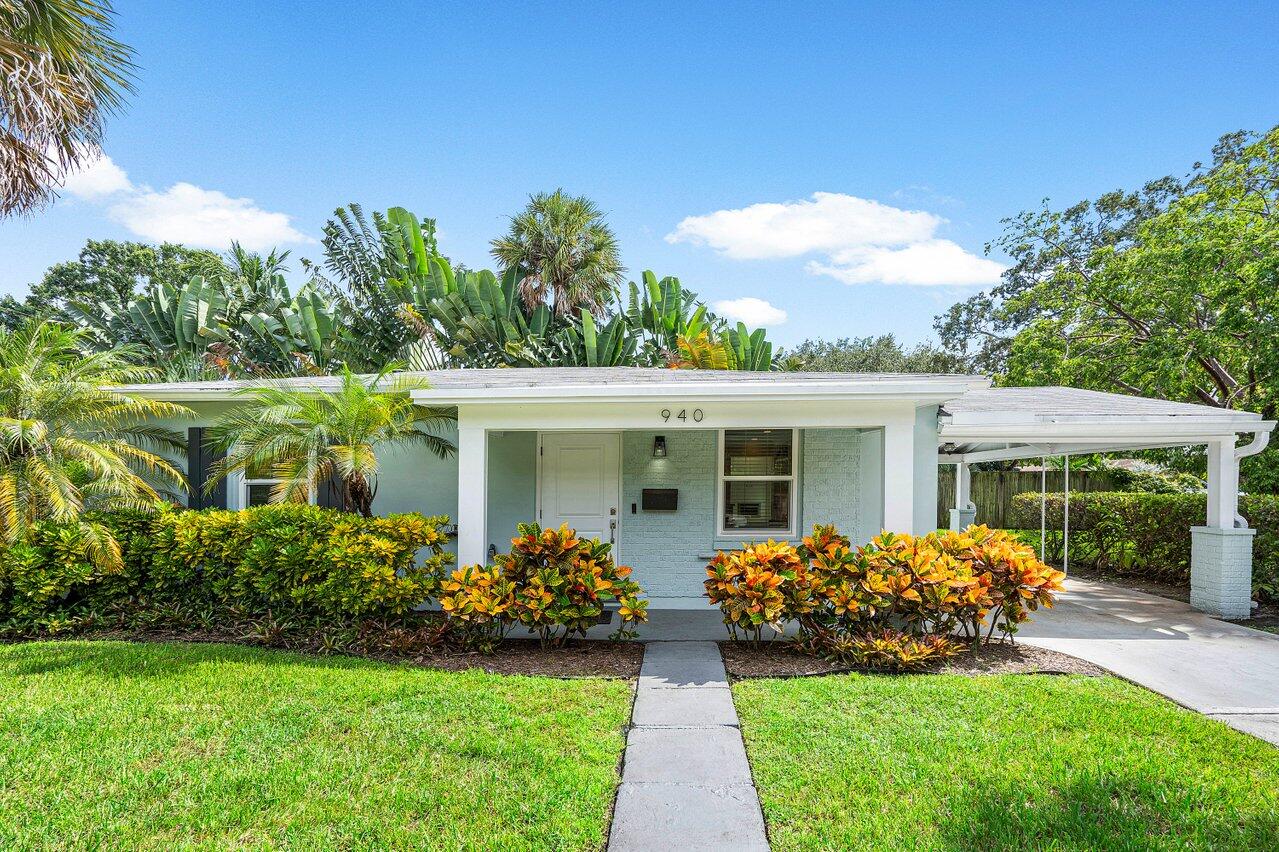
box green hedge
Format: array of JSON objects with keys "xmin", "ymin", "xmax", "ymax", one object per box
[
  {"xmin": 0, "ymin": 505, "xmax": 453, "ymax": 627},
  {"xmin": 1008, "ymin": 492, "xmax": 1279, "ymax": 601}
]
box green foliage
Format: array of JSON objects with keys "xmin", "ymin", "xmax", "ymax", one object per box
[
  {"xmin": 1008, "ymin": 490, "xmax": 1279, "ymax": 600},
  {"xmin": 206, "ymin": 366, "xmax": 456, "ymax": 517},
  {"xmin": 939, "ymin": 125, "xmax": 1279, "ymax": 423},
  {"xmin": 782, "ymin": 334, "xmax": 966, "ymax": 373},
  {"xmin": 1, "ymin": 240, "xmax": 226, "ymax": 330},
  {"xmin": 0, "ymin": 0, "xmax": 137, "ymax": 217},
  {"xmin": 0, "ymin": 505, "xmax": 454, "ymax": 626},
  {"xmin": 0, "ymin": 319, "xmax": 187, "ymax": 560},
  {"xmin": 490, "ymin": 189, "xmax": 625, "ymax": 318},
  {"xmin": 815, "ymin": 627, "xmax": 959, "ymax": 672}
]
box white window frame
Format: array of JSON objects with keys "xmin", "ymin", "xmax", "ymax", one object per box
[
  {"xmin": 716, "ymin": 428, "xmax": 799, "ymax": 538},
  {"xmin": 227, "ymin": 457, "xmax": 318, "ymax": 510}
]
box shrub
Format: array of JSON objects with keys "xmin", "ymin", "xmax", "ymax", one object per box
[
  {"xmin": 438, "ymin": 523, "xmax": 649, "ymax": 648},
  {"xmin": 704, "ymin": 539, "xmax": 816, "ymax": 641},
  {"xmin": 705, "ymin": 524, "xmax": 1064, "ymax": 653},
  {"xmin": 1008, "ymin": 491, "xmax": 1279, "ymax": 601},
  {"xmin": 804, "ymin": 627, "xmax": 960, "ymax": 672},
  {"xmin": 0, "ymin": 505, "xmax": 453, "ymax": 629}
]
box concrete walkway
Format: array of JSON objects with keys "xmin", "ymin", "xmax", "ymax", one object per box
[
  {"xmin": 608, "ymin": 641, "xmax": 768, "ymax": 851},
  {"xmin": 1020, "ymin": 578, "xmax": 1279, "ymax": 745}
]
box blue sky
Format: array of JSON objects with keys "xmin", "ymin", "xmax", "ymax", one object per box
[{"xmin": 2, "ymin": 0, "xmax": 1276, "ymax": 347}]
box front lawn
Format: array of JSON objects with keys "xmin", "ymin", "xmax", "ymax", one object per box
[
  {"xmin": 0, "ymin": 641, "xmax": 631, "ymax": 850},
  {"xmin": 734, "ymin": 674, "xmax": 1279, "ymax": 851}
]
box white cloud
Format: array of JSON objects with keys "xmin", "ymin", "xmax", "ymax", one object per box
[
  {"xmin": 667, "ymin": 191, "xmax": 1003, "ymax": 287},
  {"xmin": 712, "ymin": 297, "xmax": 788, "ymax": 327},
  {"xmin": 58, "ymin": 150, "xmax": 312, "ymax": 251},
  {"xmin": 108, "ymin": 183, "xmax": 311, "ymax": 251},
  {"xmin": 60, "ymin": 148, "xmax": 134, "ymax": 198},
  {"xmin": 807, "ymin": 239, "xmax": 1007, "ymax": 287}
]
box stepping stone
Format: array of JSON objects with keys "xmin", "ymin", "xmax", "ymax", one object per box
[
  {"xmin": 621, "ymin": 726, "xmax": 754, "ymax": 784},
  {"xmin": 610, "ymin": 782, "xmax": 769, "ymax": 852},
  {"xmin": 631, "ymin": 685, "xmax": 738, "ymax": 727}
]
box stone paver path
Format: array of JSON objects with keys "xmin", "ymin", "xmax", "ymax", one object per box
[{"xmin": 608, "ymin": 641, "xmax": 768, "ymax": 851}]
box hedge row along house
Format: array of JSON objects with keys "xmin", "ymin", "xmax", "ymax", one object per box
[{"xmin": 120, "ymin": 368, "xmax": 1274, "ymax": 621}]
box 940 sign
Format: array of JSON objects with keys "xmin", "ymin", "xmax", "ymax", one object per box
[{"xmin": 660, "ymin": 408, "xmax": 703, "ymax": 423}]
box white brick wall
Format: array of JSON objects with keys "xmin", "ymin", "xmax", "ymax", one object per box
[
  {"xmin": 1190, "ymin": 526, "xmax": 1255, "ymax": 619},
  {"xmin": 620, "ymin": 429, "xmax": 867, "ymax": 604}
]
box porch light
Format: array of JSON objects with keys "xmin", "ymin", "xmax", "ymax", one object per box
[{"xmin": 652, "ymin": 435, "xmax": 667, "ymax": 458}]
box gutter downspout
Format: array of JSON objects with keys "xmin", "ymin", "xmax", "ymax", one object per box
[{"xmin": 1232, "ymin": 430, "xmax": 1271, "ymax": 529}]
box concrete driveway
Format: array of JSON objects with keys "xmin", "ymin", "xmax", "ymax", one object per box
[{"xmin": 1020, "ymin": 578, "xmax": 1279, "ymax": 745}]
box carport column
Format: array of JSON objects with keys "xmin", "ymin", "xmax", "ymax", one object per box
[
  {"xmin": 1191, "ymin": 436, "xmax": 1254, "ymax": 619},
  {"xmin": 456, "ymin": 409, "xmax": 488, "ymax": 569},
  {"xmin": 949, "ymin": 461, "xmax": 977, "ymax": 531},
  {"xmin": 882, "ymin": 412, "xmax": 916, "ymax": 533}
]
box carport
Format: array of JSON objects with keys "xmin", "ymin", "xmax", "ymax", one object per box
[{"xmin": 937, "ymin": 387, "xmax": 1275, "ymax": 619}]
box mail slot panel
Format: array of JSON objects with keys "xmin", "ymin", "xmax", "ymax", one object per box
[{"xmin": 641, "ymin": 488, "xmax": 678, "ymax": 511}]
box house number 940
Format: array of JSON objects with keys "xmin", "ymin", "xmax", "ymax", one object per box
[{"xmin": 660, "ymin": 408, "xmax": 703, "ymax": 422}]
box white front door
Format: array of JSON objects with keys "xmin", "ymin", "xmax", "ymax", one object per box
[{"xmin": 539, "ymin": 432, "xmax": 621, "ymax": 553}]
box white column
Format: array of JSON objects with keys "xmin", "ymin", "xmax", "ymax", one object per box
[
  {"xmin": 949, "ymin": 461, "xmax": 976, "ymax": 531},
  {"xmin": 882, "ymin": 414, "xmax": 915, "ymax": 533},
  {"xmin": 456, "ymin": 413, "xmax": 488, "ymax": 568},
  {"xmin": 1192, "ymin": 435, "xmax": 1253, "ymax": 618},
  {"xmin": 1205, "ymin": 437, "xmax": 1240, "ymax": 529}
]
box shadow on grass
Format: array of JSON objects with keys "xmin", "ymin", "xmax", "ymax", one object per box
[{"xmin": 935, "ymin": 772, "xmax": 1279, "ymax": 851}]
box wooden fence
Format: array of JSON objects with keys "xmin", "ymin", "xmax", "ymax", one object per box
[{"xmin": 936, "ymin": 468, "xmax": 1117, "ymax": 529}]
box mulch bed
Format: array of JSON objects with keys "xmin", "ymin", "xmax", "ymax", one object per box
[
  {"xmin": 719, "ymin": 640, "xmax": 1106, "ymax": 679},
  {"xmin": 21, "ymin": 627, "xmax": 645, "ymax": 679}
]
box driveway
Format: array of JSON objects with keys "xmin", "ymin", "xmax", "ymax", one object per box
[{"xmin": 1020, "ymin": 578, "xmax": 1279, "ymax": 745}]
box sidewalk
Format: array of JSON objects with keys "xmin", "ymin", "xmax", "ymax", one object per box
[{"xmin": 607, "ymin": 641, "xmax": 769, "ymax": 851}]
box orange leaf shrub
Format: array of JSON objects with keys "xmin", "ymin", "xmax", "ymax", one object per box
[
  {"xmin": 706, "ymin": 523, "xmax": 1064, "ymax": 653},
  {"xmin": 438, "ymin": 523, "xmax": 648, "ymax": 649}
]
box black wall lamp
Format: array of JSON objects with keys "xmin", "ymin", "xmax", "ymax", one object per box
[{"xmin": 652, "ymin": 435, "xmax": 667, "ymax": 458}]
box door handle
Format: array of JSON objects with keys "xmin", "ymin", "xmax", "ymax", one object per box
[{"xmin": 609, "ymin": 518, "xmax": 616, "ymax": 544}]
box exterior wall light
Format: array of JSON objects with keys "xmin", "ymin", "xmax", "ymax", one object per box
[{"xmin": 652, "ymin": 435, "xmax": 667, "ymax": 458}]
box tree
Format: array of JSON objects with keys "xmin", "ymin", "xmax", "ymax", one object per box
[
  {"xmin": 490, "ymin": 189, "xmax": 625, "ymax": 317},
  {"xmin": 938, "ymin": 125, "xmax": 1279, "ymax": 490},
  {"xmin": 0, "ymin": 319, "xmax": 187, "ymax": 565},
  {"xmin": 0, "ymin": 239, "xmax": 227, "ymax": 330},
  {"xmin": 207, "ymin": 366, "xmax": 456, "ymax": 517},
  {"xmin": 783, "ymin": 335, "xmax": 966, "ymax": 373},
  {"xmin": 0, "ymin": 0, "xmax": 135, "ymax": 217}
]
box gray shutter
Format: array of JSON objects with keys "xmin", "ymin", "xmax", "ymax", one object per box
[
  {"xmin": 187, "ymin": 427, "xmax": 228, "ymax": 510},
  {"xmin": 316, "ymin": 473, "xmax": 343, "ymax": 509}
]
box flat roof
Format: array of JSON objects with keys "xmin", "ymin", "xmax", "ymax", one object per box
[{"xmin": 116, "ymin": 367, "xmax": 991, "ymax": 402}]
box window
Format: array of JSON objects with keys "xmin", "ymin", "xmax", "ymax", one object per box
[
  {"xmin": 718, "ymin": 429, "xmax": 797, "ymax": 536},
  {"xmin": 231, "ymin": 457, "xmax": 315, "ymax": 509},
  {"xmin": 241, "ymin": 458, "xmax": 282, "ymax": 508}
]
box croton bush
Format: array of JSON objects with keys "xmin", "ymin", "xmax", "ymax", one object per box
[
  {"xmin": 437, "ymin": 522, "xmax": 649, "ymax": 649},
  {"xmin": 705, "ymin": 523, "xmax": 1064, "ymax": 669}
]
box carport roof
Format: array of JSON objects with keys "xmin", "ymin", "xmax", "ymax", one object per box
[{"xmin": 939, "ymin": 386, "xmax": 1273, "ymax": 462}]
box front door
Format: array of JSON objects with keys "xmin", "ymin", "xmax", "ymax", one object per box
[{"xmin": 539, "ymin": 432, "xmax": 621, "ymax": 554}]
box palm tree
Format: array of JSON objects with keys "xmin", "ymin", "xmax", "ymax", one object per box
[
  {"xmin": 0, "ymin": 319, "xmax": 187, "ymax": 566},
  {"xmin": 207, "ymin": 366, "xmax": 456, "ymax": 517},
  {"xmin": 1, "ymin": 0, "xmax": 136, "ymax": 216},
  {"xmin": 490, "ymin": 190, "xmax": 625, "ymax": 317}
]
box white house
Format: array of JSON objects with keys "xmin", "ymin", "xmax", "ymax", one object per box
[{"xmin": 122, "ymin": 368, "xmax": 1274, "ymax": 619}]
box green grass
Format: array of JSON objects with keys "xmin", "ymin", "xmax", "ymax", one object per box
[
  {"xmin": 734, "ymin": 674, "xmax": 1279, "ymax": 851},
  {"xmin": 0, "ymin": 640, "xmax": 632, "ymax": 850}
]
